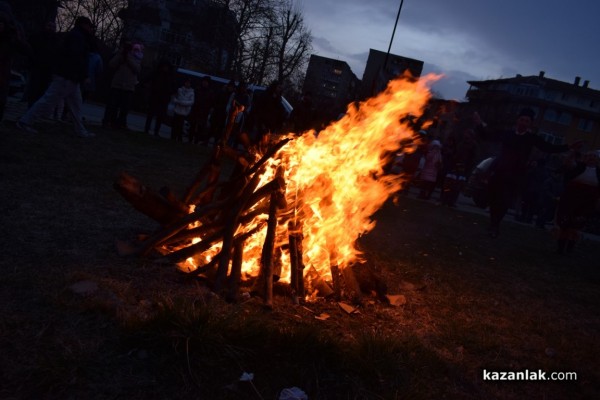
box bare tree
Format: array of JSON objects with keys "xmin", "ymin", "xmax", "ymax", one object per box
[
  {"xmin": 224, "ymin": 0, "xmax": 311, "ymax": 88},
  {"xmin": 271, "ymin": 0, "xmax": 311, "ymax": 84},
  {"xmin": 57, "ymin": 0, "xmax": 127, "ymax": 48}
]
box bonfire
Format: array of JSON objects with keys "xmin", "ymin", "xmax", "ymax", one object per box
[{"xmin": 115, "ymin": 74, "xmax": 438, "ymax": 307}]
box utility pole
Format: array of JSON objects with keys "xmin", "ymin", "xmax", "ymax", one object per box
[{"xmin": 383, "ymin": 0, "xmax": 404, "ymax": 71}]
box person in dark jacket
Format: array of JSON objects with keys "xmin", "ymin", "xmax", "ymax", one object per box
[
  {"xmin": 486, "ymin": 107, "xmax": 581, "ymax": 237},
  {"xmin": 143, "ymin": 60, "xmax": 174, "ymax": 136},
  {"xmin": 208, "ymin": 80, "xmax": 235, "ymax": 143},
  {"xmin": 289, "ymin": 91, "xmax": 316, "ymax": 134},
  {"xmin": 24, "ymin": 20, "xmax": 60, "ymax": 107},
  {"xmin": 247, "ymin": 80, "xmax": 287, "ymax": 145},
  {"xmin": 16, "ymin": 16, "xmax": 96, "ymax": 137},
  {"xmin": 188, "ymin": 75, "xmax": 216, "ymax": 144},
  {"xmin": 555, "ymin": 150, "xmax": 600, "ymax": 254},
  {"xmin": 0, "ymin": 4, "xmax": 29, "ymax": 124}
]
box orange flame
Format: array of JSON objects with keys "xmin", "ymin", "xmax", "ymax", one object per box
[{"xmin": 179, "ymin": 74, "xmax": 438, "ymax": 285}]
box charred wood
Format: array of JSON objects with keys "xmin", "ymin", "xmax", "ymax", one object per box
[{"xmin": 114, "ymin": 172, "xmax": 188, "ymax": 226}]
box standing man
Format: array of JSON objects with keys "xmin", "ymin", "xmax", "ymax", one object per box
[
  {"xmin": 143, "ymin": 60, "xmax": 174, "ymax": 136},
  {"xmin": 188, "ymin": 75, "xmax": 215, "ymax": 144},
  {"xmin": 102, "ymin": 40, "xmax": 142, "ymax": 130},
  {"xmin": 24, "ymin": 20, "xmax": 60, "ymax": 107},
  {"xmin": 0, "ymin": 3, "xmax": 29, "ymax": 126},
  {"xmin": 17, "ymin": 16, "xmax": 96, "ymax": 137},
  {"xmin": 486, "ymin": 107, "xmax": 581, "ymax": 237}
]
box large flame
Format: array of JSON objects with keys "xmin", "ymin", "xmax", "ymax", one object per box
[{"xmin": 179, "ymin": 74, "xmax": 438, "ymax": 285}]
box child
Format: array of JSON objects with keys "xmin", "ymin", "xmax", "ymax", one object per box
[
  {"xmin": 418, "ymin": 140, "xmax": 443, "ymax": 200},
  {"xmin": 170, "ymin": 78, "xmax": 194, "ymax": 142}
]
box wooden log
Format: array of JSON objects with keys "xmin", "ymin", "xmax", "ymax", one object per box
[
  {"xmin": 152, "ymin": 172, "xmax": 284, "ymax": 261},
  {"xmin": 187, "ymin": 255, "xmax": 220, "ymax": 279},
  {"xmin": 189, "ymin": 163, "xmax": 222, "ymax": 206},
  {"xmin": 174, "ymin": 223, "xmax": 264, "ymax": 275},
  {"xmin": 330, "ymin": 264, "xmax": 342, "ymax": 301},
  {"xmin": 162, "ymin": 219, "xmax": 223, "ymax": 246},
  {"xmin": 272, "ymin": 246, "xmax": 283, "ymax": 282},
  {"xmin": 293, "ymin": 220, "xmax": 306, "ymax": 299},
  {"xmin": 243, "ymin": 138, "xmax": 291, "ymax": 178},
  {"xmin": 260, "ymin": 191, "xmax": 279, "ymax": 308},
  {"xmin": 304, "ymin": 265, "xmax": 333, "ymax": 298},
  {"xmin": 329, "ymin": 250, "xmax": 342, "ymax": 301},
  {"xmin": 114, "ymin": 172, "xmax": 188, "ymax": 226},
  {"xmin": 181, "ymin": 147, "xmax": 222, "ymax": 204},
  {"xmin": 342, "ymin": 264, "xmax": 365, "ymax": 304},
  {"xmin": 162, "ymin": 228, "xmax": 225, "ymax": 263},
  {"xmin": 245, "ymin": 175, "xmax": 287, "ymax": 211},
  {"xmin": 288, "ymin": 221, "xmax": 299, "ymax": 295},
  {"xmin": 213, "ymin": 169, "xmax": 266, "ymax": 293},
  {"xmin": 226, "ymin": 239, "xmax": 245, "ymax": 303},
  {"xmin": 138, "ymin": 199, "xmax": 230, "ymax": 256}
]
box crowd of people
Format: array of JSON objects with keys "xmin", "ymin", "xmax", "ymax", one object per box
[
  {"xmin": 1, "ymin": 6, "xmax": 296, "ymax": 147},
  {"xmin": 393, "ymin": 107, "xmax": 600, "ymax": 255},
  {"xmin": 3, "ymin": 7, "xmax": 598, "ymax": 254}
]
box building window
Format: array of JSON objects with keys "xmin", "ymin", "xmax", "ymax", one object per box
[
  {"xmin": 158, "ymin": 50, "xmax": 183, "ymax": 67},
  {"xmin": 578, "ymin": 118, "xmax": 594, "ymax": 132},
  {"xmin": 558, "ymin": 112, "xmax": 572, "ymax": 125},
  {"xmin": 543, "ymin": 109, "xmax": 557, "ymax": 122},
  {"xmin": 160, "ymin": 29, "xmax": 187, "ymax": 45},
  {"xmin": 322, "ymin": 81, "xmax": 337, "ymax": 91},
  {"xmin": 539, "ymin": 131, "xmax": 564, "ymax": 145},
  {"xmin": 333, "ymin": 68, "xmax": 342, "ymax": 76}
]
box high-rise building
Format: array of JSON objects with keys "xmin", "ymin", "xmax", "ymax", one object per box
[
  {"xmin": 302, "ymin": 54, "xmax": 361, "ymax": 122},
  {"xmin": 360, "ymin": 48, "xmax": 423, "ymax": 99},
  {"xmin": 466, "ymin": 71, "xmax": 600, "ymax": 149}
]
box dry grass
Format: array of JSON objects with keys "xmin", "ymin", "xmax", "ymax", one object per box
[{"xmin": 1, "ymin": 120, "xmax": 599, "ymax": 399}]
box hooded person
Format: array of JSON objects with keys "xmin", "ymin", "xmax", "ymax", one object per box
[{"xmin": 418, "ymin": 139, "xmax": 443, "ymax": 200}]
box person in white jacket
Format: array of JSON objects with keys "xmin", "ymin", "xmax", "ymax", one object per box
[{"xmin": 171, "ymin": 78, "xmax": 194, "ymax": 142}]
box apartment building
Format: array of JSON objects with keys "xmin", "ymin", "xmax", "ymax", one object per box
[
  {"xmin": 465, "ymin": 71, "xmax": 600, "ymax": 149},
  {"xmin": 122, "ymin": 0, "xmax": 237, "ymax": 77},
  {"xmin": 360, "ymin": 48, "xmax": 424, "ymax": 99},
  {"xmin": 302, "ymin": 54, "xmax": 361, "ymax": 122}
]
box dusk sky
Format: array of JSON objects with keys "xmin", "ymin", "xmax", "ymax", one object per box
[{"xmin": 302, "ymin": 0, "xmax": 600, "ymax": 101}]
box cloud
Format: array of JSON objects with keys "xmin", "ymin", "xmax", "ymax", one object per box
[{"xmin": 301, "ymin": 0, "xmax": 600, "ymax": 99}]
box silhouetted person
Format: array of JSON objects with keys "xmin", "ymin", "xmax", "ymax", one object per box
[
  {"xmin": 170, "ymin": 77, "xmax": 194, "ymax": 142},
  {"xmin": 188, "ymin": 76, "xmax": 216, "ymax": 144},
  {"xmin": 247, "ymin": 80, "xmax": 286, "ymax": 145},
  {"xmin": 289, "ymin": 91, "xmax": 316, "ymax": 134},
  {"xmin": 486, "ymin": 108, "xmax": 581, "ymax": 237},
  {"xmin": 0, "ymin": 4, "xmax": 29, "ymax": 124},
  {"xmin": 102, "ymin": 40, "xmax": 142, "ymax": 130},
  {"xmin": 208, "ymin": 80, "xmax": 235, "ymax": 144},
  {"xmin": 24, "ymin": 20, "xmax": 59, "ymax": 107},
  {"xmin": 16, "ymin": 16, "xmax": 96, "ymax": 137},
  {"xmin": 556, "ymin": 150, "xmax": 600, "ymax": 254},
  {"xmin": 143, "ymin": 60, "xmax": 174, "ymax": 136}
]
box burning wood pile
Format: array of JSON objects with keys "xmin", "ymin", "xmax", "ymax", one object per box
[{"xmin": 115, "ymin": 76, "xmax": 435, "ymax": 307}]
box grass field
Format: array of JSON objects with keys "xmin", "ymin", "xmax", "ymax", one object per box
[{"xmin": 1, "ymin": 121, "xmax": 598, "ymax": 399}]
